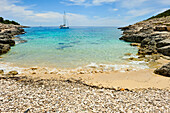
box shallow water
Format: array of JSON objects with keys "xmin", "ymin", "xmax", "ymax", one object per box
[{"xmin": 1, "ymin": 26, "xmax": 139, "ymax": 69}]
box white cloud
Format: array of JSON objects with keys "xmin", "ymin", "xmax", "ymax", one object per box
[
  {"xmin": 92, "ymin": 0, "xmax": 117, "ymax": 5},
  {"xmin": 121, "ymin": 0, "xmax": 147, "ymax": 8},
  {"xmin": 113, "ymin": 8, "xmax": 118, "ymax": 11},
  {"xmin": 158, "ymin": 0, "xmax": 170, "ymax": 5},
  {"xmin": 127, "ymin": 8, "xmax": 154, "ymax": 17},
  {"xmin": 64, "ymin": 0, "xmax": 117, "ymax": 6},
  {"xmin": 0, "ymin": 0, "xmax": 127, "ymax": 26}
]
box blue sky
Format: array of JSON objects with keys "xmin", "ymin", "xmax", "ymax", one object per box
[{"xmin": 0, "ymin": 0, "xmax": 169, "ymax": 26}]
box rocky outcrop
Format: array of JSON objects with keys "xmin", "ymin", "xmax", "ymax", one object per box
[
  {"xmin": 154, "ymin": 63, "xmax": 170, "ymax": 77},
  {"xmin": 119, "ymin": 16, "xmax": 170, "ymax": 56},
  {"xmin": 0, "ymin": 23, "xmax": 28, "ymax": 54},
  {"xmin": 119, "ymin": 15, "xmax": 170, "ymax": 77}
]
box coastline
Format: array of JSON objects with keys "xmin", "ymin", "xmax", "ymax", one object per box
[
  {"xmin": 0, "ymin": 18, "xmax": 170, "ymax": 112},
  {"xmin": 0, "ymin": 21, "xmax": 169, "ymax": 89}
]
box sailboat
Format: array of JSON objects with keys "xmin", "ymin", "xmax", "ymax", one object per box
[{"xmin": 59, "ymin": 11, "xmax": 69, "ymax": 29}]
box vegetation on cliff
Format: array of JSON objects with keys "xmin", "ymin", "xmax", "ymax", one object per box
[
  {"xmin": 0, "ymin": 17, "xmax": 20, "ymax": 25},
  {"xmin": 148, "ymin": 9, "xmax": 170, "ymax": 20}
]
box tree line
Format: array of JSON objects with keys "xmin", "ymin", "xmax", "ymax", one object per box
[{"xmin": 0, "ymin": 17, "xmax": 20, "ymax": 25}]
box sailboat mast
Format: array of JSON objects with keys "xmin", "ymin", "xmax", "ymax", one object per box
[{"xmin": 63, "ymin": 11, "xmax": 66, "ymax": 26}]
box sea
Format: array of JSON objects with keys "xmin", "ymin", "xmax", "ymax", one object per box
[{"xmin": 0, "ymin": 26, "xmax": 148, "ymax": 70}]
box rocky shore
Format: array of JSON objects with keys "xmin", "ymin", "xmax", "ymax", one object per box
[
  {"xmin": 0, "ymin": 23, "xmax": 28, "ymax": 55},
  {"xmin": 119, "ymin": 16, "xmax": 170, "ymax": 77}
]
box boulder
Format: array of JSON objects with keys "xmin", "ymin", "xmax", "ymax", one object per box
[
  {"xmin": 0, "ymin": 39, "xmax": 15, "ymax": 46},
  {"xmin": 154, "ymin": 63, "xmax": 170, "ymax": 77},
  {"xmin": 156, "ymin": 39, "xmax": 170, "ymax": 48},
  {"xmin": 0, "ymin": 44, "xmax": 10, "ymax": 54},
  {"xmin": 138, "ymin": 38, "xmax": 157, "ymax": 55},
  {"xmin": 157, "ymin": 45, "xmax": 170, "ymax": 56}
]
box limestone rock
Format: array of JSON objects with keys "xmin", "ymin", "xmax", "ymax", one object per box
[
  {"xmin": 156, "ymin": 39, "xmax": 170, "ymax": 48},
  {"xmin": 0, "ymin": 44, "xmax": 10, "ymax": 54},
  {"xmin": 138, "ymin": 38, "xmax": 157, "ymax": 55},
  {"xmin": 157, "ymin": 45, "xmax": 170, "ymax": 56},
  {"xmin": 0, "ymin": 39, "xmax": 15, "ymax": 46},
  {"xmin": 154, "ymin": 63, "xmax": 170, "ymax": 77}
]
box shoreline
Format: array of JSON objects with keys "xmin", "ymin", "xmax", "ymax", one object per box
[{"xmin": 0, "ymin": 57, "xmax": 169, "ymax": 90}]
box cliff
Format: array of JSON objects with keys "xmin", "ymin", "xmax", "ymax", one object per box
[{"xmin": 119, "ymin": 9, "xmax": 170, "ymax": 77}]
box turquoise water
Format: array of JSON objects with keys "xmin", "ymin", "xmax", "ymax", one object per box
[{"xmin": 1, "ymin": 27, "xmax": 138, "ymax": 68}]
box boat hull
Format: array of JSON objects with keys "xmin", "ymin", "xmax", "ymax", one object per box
[{"xmin": 60, "ymin": 26, "xmax": 69, "ymax": 29}]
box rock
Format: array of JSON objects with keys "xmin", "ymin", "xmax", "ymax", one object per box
[
  {"xmin": 138, "ymin": 38, "xmax": 157, "ymax": 55},
  {"xmin": 30, "ymin": 67, "xmax": 38, "ymax": 70},
  {"xmin": 0, "ymin": 34, "xmax": 12, "ymax": 39},
  {"xmin": 8, "ymin": 70, "xmax": 18, "ymax": 75},
  {"xmin": 154, "ymin": 63, "xmax": 170, "ymax": 77},
  {"xmin": 130, "ymin": 43, "xmax": 140, "ymax": 46},
  {"xmin": 157, "ymin": 45, "xmax": 170, "ymax": 56},
  {"xmin": 154, "ymin": 26, "xmax": 168, "ymax": 31},
  {"xmin": 124, "ymin": 53, "xmax": 132, "ymax": 56},
  {"xmin": 167, "ymin": 26, "xmax": 170, "ymax": 31},
  {"xmin": 118, "ymin": 26, "xmax": 130, "ymax": 30},
  {"xmin": 0, "ymin": 44, "xmax": 10, "ymax": 54},
  {"xmin": 119, "ymin": 34, "xmax": 146, "ymax": 43},
  {"xmin": 0, "ymin": 70, "xmax": 4, "ymax": 74},
  {"xmin": 156, "ymin": 39, "xmax": 170, "ymax": 48},
  {"xmin": 0, "ymin": 39, "xmax": 15, "ymax": 46},
  {"xmin": 79, "ymin": 71, "xmax": 85, "ymax": 74}
]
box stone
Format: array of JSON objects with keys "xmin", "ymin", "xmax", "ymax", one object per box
[
  {"xmin": 8, "ymin": 70, "xmax": 18, "ymax": 75},
  {"xmin": 154, "ymin": 63, "xmax": 170, "ymax": 77},
  {"xmin": 30, "ymin": 67, "xmax": 38, "ymax": 70},
  {"xmin": 157, "ymin": 45, "xmax": 170, "ymax": 56},
  {"xmin": 79, "ymin": 71, "xmax": 85, "ymax": 74},
  {"xmin": 154, "ymin": 26, "xmax": 167, "ymax": 31},
  {"xmin": 0, "ymin": 70, "xmax": 4, "ymax": 74},
  {"xmin": 130, "ymin": 43, "xmax": 140, "ymax": 46},
  {"xmin": 0, "ymin": 44, "xmax": 10, "ymax": 54},
  {"xmin": 124, "ymin": 53, "xmax": 132, "ymax": 56},
  {"xmin": 0, "ymin": 39, "xmax": 15, "ymax": 46},
  {"xmin": 138, "ymin": 38, "xmax": 157, "ymax": 55},
  {"xmin": 156, "ymin": 39, "xmax": 170, "ymax": 48}
]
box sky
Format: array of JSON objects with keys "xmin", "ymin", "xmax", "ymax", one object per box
[{"xmin": 0, "ymin": 0, "xmax": 169, "ymax": 26}]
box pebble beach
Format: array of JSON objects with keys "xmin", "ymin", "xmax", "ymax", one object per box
[{"xmin": 0, "ymin": 78, "xmax": 169, "ymax": 112}]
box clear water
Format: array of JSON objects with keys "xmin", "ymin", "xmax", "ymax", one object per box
[{"xmin": 0, "ymin": 26, "xmax": 138, "ymax": 69}]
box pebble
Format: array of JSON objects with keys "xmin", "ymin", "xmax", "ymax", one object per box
[
  {"xmin": 0, "ymin": 79, "xmax": 169, "ymax": 112},
  {"xmin": 8, "ymin": 70, "xmax": 18, "ymax": 75}
]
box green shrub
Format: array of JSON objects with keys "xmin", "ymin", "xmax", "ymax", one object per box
[{"xmin": 0, "ymin": 17, "xmax": 20, "ymax": 25}]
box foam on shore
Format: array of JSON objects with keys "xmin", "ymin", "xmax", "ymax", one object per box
[{"xmin": 0, "ymin": 60, "xmax": 149, "ymax": 75}]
